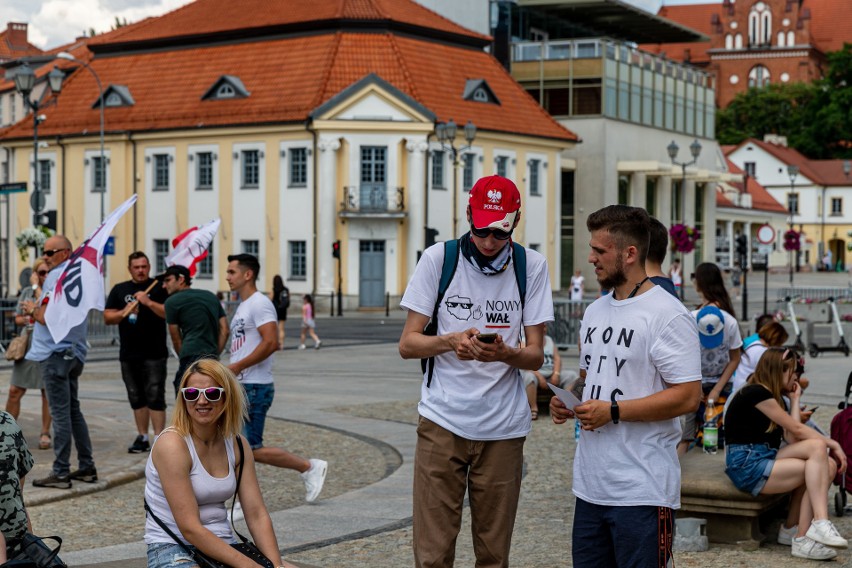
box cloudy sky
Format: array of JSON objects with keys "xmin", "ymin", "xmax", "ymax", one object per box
[{"xmin": 3, "ymin": 0, "xmax": 714, "ymax": 50}]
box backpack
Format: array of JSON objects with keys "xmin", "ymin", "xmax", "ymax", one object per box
[
  {"xmin": 420, "ymin": 238, "xmax": 527, "ymax": 387},
  {"xmin": 279, "ymin": 288, "xmax": 290, "ymax": 310}
]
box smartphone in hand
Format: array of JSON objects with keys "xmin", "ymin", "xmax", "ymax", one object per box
[{"xmin": 476, "ymin": 333, "xmax": 499, "ymax": 344}]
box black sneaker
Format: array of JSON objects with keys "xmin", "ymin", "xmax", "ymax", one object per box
[
  {"xmin": 128, "ymin": 435, "xmax": 150, "ymax": 454},
  {"xmin": 68, "ymin": 466, "xmax": 98, "ymax": 483},
  {"xmin": 32, "ymin": 472, "xmax": 72, "ymax": 489}
]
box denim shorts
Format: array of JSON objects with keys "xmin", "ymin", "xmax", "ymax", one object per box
[
  {"xmin": 147, "ymin": 543, "xmax": 199, "ymax": 568},
  {"xmin": 725, "ymin": 443, "xmax": 778, "ymax": 496},
  {"xmin": 243, "ymin": 382, "xmax": 275, "ymax": 449}
]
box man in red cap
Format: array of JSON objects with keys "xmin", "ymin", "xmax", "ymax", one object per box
[{"xmin": 400, "ymin": 175, "xmax": 554, "ymax": 567}]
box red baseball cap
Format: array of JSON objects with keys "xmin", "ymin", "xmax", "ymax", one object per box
[{"xmin": 468, "ymin": 175, "xmax": 521, "ymax": 230}]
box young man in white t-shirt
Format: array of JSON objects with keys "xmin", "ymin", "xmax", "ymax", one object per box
[
  {"xmin": 400, "ymin": 175, "xmax": 554, "ymax": 568},
  {"xmin": 570, "ymin": 269, "xmax": 584, "ymax": 301},
  {"xmin": 550, "ymin": 205, "xmax": 701, "ymax": 568},
  {"xmin": 225, "ymin": 254, "xmax": 327, "ymax": 505}
]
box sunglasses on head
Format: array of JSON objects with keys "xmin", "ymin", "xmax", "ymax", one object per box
[
  {"xmin": 43, "ymin": 248, "xmax": 68, "ymax": 257},
  {"xmin": 470, "ymin": 224, "xmax": 513, "ymax": 241},
  {"xmin": 181, "ymin": 387, "xmax": 225, "ymax": 402}
]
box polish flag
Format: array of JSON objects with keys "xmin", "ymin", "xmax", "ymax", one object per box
[
  {"xmin": 165, "ymin": 218, "xmax": 221, "ymax": 276},
  {"xmin": 45, "ymin": 195, "xmax": 137, "ymax": 342}
]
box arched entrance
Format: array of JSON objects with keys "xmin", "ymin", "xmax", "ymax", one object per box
[{"xmin": 828, "ymin": 238, "xmax": 846, "ymax": 271}]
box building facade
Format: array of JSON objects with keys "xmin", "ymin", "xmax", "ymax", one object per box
[{"xmin": 0, "ymin": 0, "xmax": 577, "ymax": 306}]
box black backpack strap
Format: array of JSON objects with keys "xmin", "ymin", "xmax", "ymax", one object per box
[
  {"xmin": 512, "ymin": 242, "xmax": 527, "ymax": 310},
  {"xmin": 420, "ymin": 239, "xmax": 460, "ymax": 388}
]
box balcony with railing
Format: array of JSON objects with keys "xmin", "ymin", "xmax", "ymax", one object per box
[
  {"xmin": 339, "ymin": 184, "xmax": 406, "ymax": 218},
  {"xmin": 510, "ymin": 37, "xmax": 716, "ymax": 138}
]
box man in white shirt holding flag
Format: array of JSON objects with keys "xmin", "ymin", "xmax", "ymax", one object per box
[{"xmin": 23, "ymin": 196, "xmax": 136, "ymax": 489}]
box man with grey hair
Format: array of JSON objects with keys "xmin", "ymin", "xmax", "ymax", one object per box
[{"xmin": 22, "ymin": 235, "xmax": 97, "ymax": 489}]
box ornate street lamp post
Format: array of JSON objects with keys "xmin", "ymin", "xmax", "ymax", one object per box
[
  {"xmin": 667, "ymin": 139, "xmax": 702, "ymax": 299},
  {"xmin": 436, "ymin": 119, "xmax": 477, "ymax": 237},
  {"xmin": 14, "ymin": 63, "xmax": 64, "ymax": 229}
]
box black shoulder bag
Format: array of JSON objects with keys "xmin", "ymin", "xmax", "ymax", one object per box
[
  {"xmin": 144, "ymin": 436, "xmax": 275, "ymax": 568},
  {"xmin": 6, "ymin": 534, "xmax": 67, "ymax": 568}
]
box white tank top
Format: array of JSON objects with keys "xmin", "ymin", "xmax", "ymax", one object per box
[{"xmin": 144, "ymin": 430, "xmax": 237, "ymax": 544}]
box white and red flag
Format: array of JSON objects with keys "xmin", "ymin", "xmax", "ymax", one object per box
[
  {"xmin": 45, "ymin": 195, "xmax": 137, "ymax": 342},
  {"xmin": 165, "ymin": 218, "xmax": 221, "ymax": 276}
]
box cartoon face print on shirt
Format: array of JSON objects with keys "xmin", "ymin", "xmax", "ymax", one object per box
[{"xmin": 444, "ymin": 295, "xmax": 482, "ymax": 321}]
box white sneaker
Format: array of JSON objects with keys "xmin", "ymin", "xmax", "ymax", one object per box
[
  {"xmin": 299, "ymin": 344, "xmax": 306, "ymax": 350},
  {"xmin": 314, "ymin": 340, "xmax": 322, "ymax": 350},
  {"xmin": 230, "ymin": 500, "xmax": 244, "ymax": 522},
  {"xmin": 806, "ymin": 519, "xmax": 848, "ymax": 548},
  {"xmin": 778, "ymin": 524, "xmax": 798, "ymax": 546},
  {"xmin": 792, "ymin": 536, "xmax": 838, "ymax": 560},
  {"xmin": 301, "ymin": 458, "xmax": 328, "ymax": 503}
]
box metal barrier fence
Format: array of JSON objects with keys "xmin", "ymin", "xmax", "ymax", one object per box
[
  {"xmin": 550, "ymin": 298, "xmax": 594, "ymax": 350},
  {"xmin": 777, "ymin": 287, "xmax": 852, "ymax": 302},
  {"xmin": 0, "ymin": 300, "xmax": 119, "ymax": 351}
]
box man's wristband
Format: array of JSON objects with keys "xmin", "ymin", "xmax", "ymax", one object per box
[{"xmin": 610, "ymin": 400, "xmax": 620, "ymax": 424}]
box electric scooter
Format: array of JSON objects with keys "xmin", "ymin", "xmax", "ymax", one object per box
[
  {"xmin": 808, "ymin": 297, "xmax": 850, "ymax": 357},
  {"xmin": 782, "ymin": 296, "xmax": 807, "ymax": 353}
]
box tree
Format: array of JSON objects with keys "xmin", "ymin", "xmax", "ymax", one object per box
[{"xmin": 716, "ymin": 43, "xmax": 852, "ymax": 160}]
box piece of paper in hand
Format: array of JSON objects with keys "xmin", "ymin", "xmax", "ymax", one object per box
[{"xmin": 548, "ymin": 383, "xmax": 583, "ymax": 411}]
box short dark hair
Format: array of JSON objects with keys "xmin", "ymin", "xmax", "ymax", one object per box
[
  {"xmin": 227, "ymin": 254, "xmax": 260, "ymax": 281},
  {"xmin": 128, "ymin": 251, "xmax": 149, "ymax": 265},
  {"xmin": 646, "ymin": 217, "xmax": 669, "ymax": 265},
  {"xmin": 164, "ymin": 265, "xmax": 192, "ymax": 286},
  {"xmin": 586, "ymin": 205, "xmax": 650, "ymax": 263}
]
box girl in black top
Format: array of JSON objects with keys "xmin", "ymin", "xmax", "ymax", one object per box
[{"xmin": 725, "ymin": 348, "xmax": 848, "ymax": 560}]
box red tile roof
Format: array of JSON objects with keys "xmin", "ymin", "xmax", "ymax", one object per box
[
  {"xmin": 87, "ymin": 0, "xmax": 489, "ymax": 49},
  {"xmin": 0, "ymin": 24, "xmax": 43, "ymax": 61},
  {"xmin": 640, "ymin": 4, "xmax": 719, "ymax": 65},
  {"xmin": 733, "ymin": 138, "xmax": 829, "ymax": 185},
  {"xmin": 1, "ymin": 29, "xmax": 576, "ymax": 142},
  {"xmin": 803, "ymin": 0, "xmax": 852, "ymax": 53},
  {"xmin": 722, "ymin": 158, "xmax": 788, "ymax": 213}
]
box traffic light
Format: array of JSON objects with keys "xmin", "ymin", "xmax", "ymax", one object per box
[
  {"xmin": 425, "ymin": 227, "xmax": 439, "ymax": 248},
  {"xmin": 332, "ymin": 239, "xmax": 341, "ymax": 259},
  {"xmin": 33, "ymin": 210, "xmax": 57, "ymax": 231},
  {"xmin": 735, "ymin": 234, "xmax": 748, "ymax": 257}
]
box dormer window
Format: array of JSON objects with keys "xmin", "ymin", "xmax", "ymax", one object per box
[
  {"xmin": 93, "ymin": 85, "xmax": 134, "ymax": 108},
  {"xmin": 202, "ymin": 75, "xmax": 249, "ymax": 101},
  {"xmin": 462, "ymin": 79, "xmax": 500, "ymax": 105}
]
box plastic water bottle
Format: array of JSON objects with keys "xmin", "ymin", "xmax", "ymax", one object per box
[
  {"xmin": 128, "ymin": 312, "xmax": 138, "ymax": 324},
  {"xmin": 574, "ymin": 417, "xmax": 581, "ymax": 441},
  {"xmin": 703, "ymin": 399, "xmax": 718, "ymax": 455}
]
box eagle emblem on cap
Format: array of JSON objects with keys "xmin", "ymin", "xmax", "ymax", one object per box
[{"xmin": 487, "ymin": 189, "xmax": 502, "ymax": 204}]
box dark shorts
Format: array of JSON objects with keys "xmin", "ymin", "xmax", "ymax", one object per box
[
  {"xmin": 276, "ymin": 308, "xmax": 288, "ymax": 321},
  {"xmin": 573, "ymin": 498, "xmax": 674, "ymax": 568},
  {"xmin": 725, "ymin": 443, "xmax": 777, "ymax": 496},
  {"xmin": 242, "ymin": 382, "xmax": 275, "ymax": 450},
  {"xmin": 120, "ymin": 358, "xmax": 167, "ymax": 411}
]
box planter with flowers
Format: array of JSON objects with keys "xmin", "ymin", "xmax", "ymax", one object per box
[
  {"xmin": 783, "ymin": 230, "xmax": 800, "ymax": 251},
  {"xmin": 15, "ymin": 226, "xmax": 52, "ymax": 262},
  {"xmin": 669, "ymin": 224, "xmax": 700, "ymax": 254}
]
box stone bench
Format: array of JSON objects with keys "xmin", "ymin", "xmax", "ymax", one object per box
[{"xmin": 680, "ymin": 450, "xmax": 787, "ymax": 545}]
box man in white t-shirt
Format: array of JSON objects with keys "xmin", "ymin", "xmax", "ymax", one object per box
[
  {"xmin": 225, "ymin": 254, "xmax": 327, "ymax": 505},
  {"xmin": 400, "ymin": 175, "xmax": 554, "ymax": 568},
  {"xmin": 550, "ymin": 205, "xmax": 701, "ymax": 568},
  {"xmin": 570, "ymin": 269, "xmax": 584, "ymax": 301}
]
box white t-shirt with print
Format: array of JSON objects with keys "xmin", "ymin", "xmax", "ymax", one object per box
[
  {"xmin": 401, "ymin": 242, "xmax": 554, "ymax": 441},
  {"xmin": 570, "ymin": 275, "xmax": 584, "ymax": 301},
  {"xmin": 229, "ymin": 291, "xmax": 277, "ymax": 385},
  {"xmin": 689, "ymin": 307, "xmax": 743, "ymax": 384},
  {"xmin": 575, "ymin": 286, "xmax": 701, "ymax": 509}
]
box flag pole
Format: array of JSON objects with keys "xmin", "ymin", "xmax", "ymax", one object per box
[{"xmin": 120, "ymin": 279, "xmax": 159, "ymax": 319}]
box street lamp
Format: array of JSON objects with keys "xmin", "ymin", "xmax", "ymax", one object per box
[
  {"xmin": 14, "ymin": 63, "xmax": 64, "ymax": 230},
  {"xmin": 787, "ymin": 164, "xmax": 799, "ymax": 285},
  {"xmin": 667, "ymin": 139, "xmax": 702, "ymax": 299},
  {"xmin": 436, "ymin": 119, "xmax": 477, "ymax": 237},
  {"xmin": 57, "ymin": 52, "xmax": 106, "ymax": 222}
]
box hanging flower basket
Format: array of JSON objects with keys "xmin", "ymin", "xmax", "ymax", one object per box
[
  {"xmin": 783, "ymin": 229, "xmax": 800, "ymax": 251},
  {"xmin": 669, "ymin": 224, "xmax": 700, "ymax": 254},
  {"xmin": 14, "ymin": 227, "xmax": 52, "ymax": 262}
]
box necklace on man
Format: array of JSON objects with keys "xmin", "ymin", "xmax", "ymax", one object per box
[{"xmin": 615, "ymin": 276, "xmax": 650, "ymax": 300}]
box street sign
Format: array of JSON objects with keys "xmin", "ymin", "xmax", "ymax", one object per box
[
  {"xmin": 29, "ymin": 190, "xmax": 45, "ymax": 212},
  {"xmin": 0, "ymin": 182, "xmax": 26, "ymax": 195},
  {"xmin": 756, "ymin": 243, "xmax": 774, "ymax": 256},
  {"xmin": 756, "ymin": 223, "xmax": 776, "ymax": 244},
  {"xmin": 103, "ymin": 236, "xmax": 116, "ymax": 256}
]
